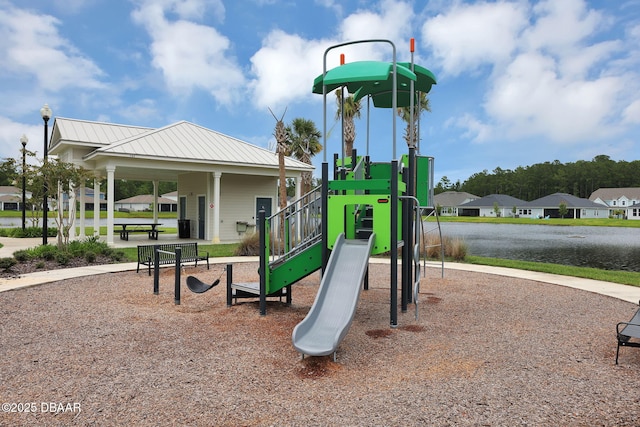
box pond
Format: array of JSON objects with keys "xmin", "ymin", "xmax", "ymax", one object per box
[{"xmin": 436, "ymin": 222, "xmax": 640, "ymax": 272}]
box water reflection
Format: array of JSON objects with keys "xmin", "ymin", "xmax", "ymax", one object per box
[{"xmin": 437, "ymin": 222, "xmax": 640, "ymax": 272}]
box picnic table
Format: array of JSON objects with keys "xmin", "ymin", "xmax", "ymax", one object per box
[{"xmin": 115, "ymin": 223, "xmax": 163, "ymax": 241}]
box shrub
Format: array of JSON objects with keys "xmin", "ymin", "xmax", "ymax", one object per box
[
  {"xmin": 234, "ymin": 232, "xmax": 260, "ymax": 256},
  {"xmin": 421, "ymin": 234, "xmax": 467, "ymax": 261},
  {"xmin": 56, "ymin": 252, "xmax": 71, "ymax": 265},
  {"xmin": 0, "ymin": 257, "xmax": 17, "ymax": 271},
  {"xmin": 13, "ymin": 250, "xmax": 31, "ymax": 262},
  {"xmin": 84, "ymin": 251, "xmax": 96, "ymax": 263},
  {"xmin": 36, "ymin": 245, "xmax": 58, "ymax": 261}
]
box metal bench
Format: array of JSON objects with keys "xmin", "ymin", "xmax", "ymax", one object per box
[
  {"xmin": 616, "ymin": 300, "xmax": 640, "ymax": 364},
  {"xmin": 137, "ymin": 242, "xmax": 209, "ymax": 275}
]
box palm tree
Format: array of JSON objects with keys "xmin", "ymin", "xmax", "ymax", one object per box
[
  {"xmin": 397, "ymin": 92, "xmax": 431, "ymax": 148},
  {"xmin": 269, "ymin": 107, "xmax": 289, "ymax": 212},
  {"xmin": 335, "ymin": 90, "xmax": 362, "ymax": 157},
  {"xmin": 269, "ymin": 107, "xmax": 288, "ymax": 243},
  {"xmin": 286, "ymin": 118, "xmax": 322, "ymax": 195}
]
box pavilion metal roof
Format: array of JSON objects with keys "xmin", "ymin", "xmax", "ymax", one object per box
[
  {"xmin": 82, "ymin": 120, "xmax": 312, "ymax": 171},
  {"xmin": 50, "ymin": 117, "xmax": 152, "ymax": 149}
]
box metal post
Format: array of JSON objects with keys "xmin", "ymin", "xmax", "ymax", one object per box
[
  {"xmin": 407, "ymin": 146, "xmax": 416, "ymax": 304},
  {"xmin": 42, "ymin": 115, "xmax": 49, "ymax": 245},
  {"xmin": 321, "ymin": 162, "xmax": 329, "ymax": 274},
  {"xmin": 401, "ymin": 169, "xmax": 409, "ymax": 313},
  {"xmin": 390, "ymin": 160, "xmax": 398, "ymax": 327},
  {"xmin": 258, "ymin": 209, "xmax": 266, "ymax": 316},
  {"xmin": 20, "ymin": 135, "xmax": 27, "ymax": 231},
  {"xmin": 153, "ymin": 244, "xmax": 160, "ymax": 295},
  {"xmin": 174, "ymin": 247, "xmax": 181, "ymax": 305},
  {"xmin": 226, "ymin": 263, "xmax": 233, "ymax": 307}
]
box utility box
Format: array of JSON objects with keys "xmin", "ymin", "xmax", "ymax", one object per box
[
  {"xmin": 178, "ymin": 219, "xmax": 191, "ymax": 238},
  {"xmin": 236, "ymin": 221, "xmax": 248, "ymax": 233}
]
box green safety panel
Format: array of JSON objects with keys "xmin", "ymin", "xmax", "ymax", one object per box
[
  {"xmin": 416, "ymin": 156, "xmax": 431, "ymax": 207},
  {"xmin": 327, "ymin": 194, "xmax": 399, "ymax": 255},
  {"xmin": 267, "ymin": 240, "xmax": 323, "ymax": 294}
]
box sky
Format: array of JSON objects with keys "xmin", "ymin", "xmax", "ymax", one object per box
[{"xmin": 1, "ymin": 0, "xmax": 639, "ymax": 185}]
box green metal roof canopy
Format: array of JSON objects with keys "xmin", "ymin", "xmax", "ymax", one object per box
[{"xmin": 312, "ymin": 60, "xmax": 437, "ymax": 108}]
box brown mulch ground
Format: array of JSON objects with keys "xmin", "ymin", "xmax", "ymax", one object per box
[{"xmin": 1, "ymin": 262, "xmax": 640, "ymax": 426}]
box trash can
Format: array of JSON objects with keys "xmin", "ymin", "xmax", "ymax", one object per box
[{"xmin": 178, "ymin": 219, "xmax": 191, "ymax": 238}]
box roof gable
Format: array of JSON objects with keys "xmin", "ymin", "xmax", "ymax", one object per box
[
  {"xmin": 528, "ymin": 192, "xmax": 604, "ymax": 208},
  {"xmin": 51, "ymin": 117, "xmax": 152, "ymax": 151},
  {"xmin": 589, "ymin": 187, "xmax": 640, "ymax": 202},
  {"xmin": 433, "ymin": 191, "xmax": 479, "ymax": 206},
  {"xmin": 460, "ymin": 194, "xmax": 527, "ymax": 207}
]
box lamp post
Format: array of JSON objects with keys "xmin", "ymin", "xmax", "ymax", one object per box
[
  {"xmin": 20, "ymin": 134, "xmax": 28, "ymax": 230},
  {"xmin": 40, "ymin": 103, "xmax": 52, "ymax": 245}
]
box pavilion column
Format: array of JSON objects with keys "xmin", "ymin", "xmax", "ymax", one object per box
[
  {"xmin": 212, "ymin": 172, "xmax": 221, "ymax": 243},
  {"xmin": 79, "ymin": 181, "xmax": 86, "ymax": 239},
  {"xmin": 68, "ymin": 181, "xmax": 76, "ymax": 240},
  {"xmin": 153, "ymin": 180, "xmax": 159, "ymax": 224},
  {"xmin": 295, "ymin": 174, "xmax": 302, "ymax": 241},
  {"xmin": 106, "ymin": 165, "xmax": 115, "ymax": 244},
  {"xmin": 93, "ymin": 177, "xmax": 101, "ymax": 238}
]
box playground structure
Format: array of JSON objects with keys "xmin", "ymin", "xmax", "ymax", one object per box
[
  {"xmin": 227, "ymin": 39, "xmax": 439, "ymax": 359},
  {"xmin": 207, "ymin": 39, "xmax": 438, "ymax": 360}
]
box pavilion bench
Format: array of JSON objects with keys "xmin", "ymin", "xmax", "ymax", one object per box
[
  {"xmin": 137, "ymin": 242, "xmax": 209, "ymax": 276},
  {"xmin": 616, "ymin": 300, "xmax": 640, "ymax": 364}
]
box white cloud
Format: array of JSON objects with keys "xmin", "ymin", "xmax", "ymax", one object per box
[
  {"xmin": 0, "ymin": 5, "xmax": 104, "ymax": 92},
  {"xmin": 623, "ymin": 100, "xmax": 640, "ymax": 124},
  {"xmin": 454, "ymin": 113, "xmax": 494, "ymax": 143},
  {"xmin": 522, "ymin": 0, "xmax": 606, "ymax": 54},
  {"xmin": 248, "ymin": 0, "xmax": 415, "ymax": 110},
  {"xmin": 421, "ymin": 1, "xmax": 529, "ymax": 76},
  {"xmin": 132, "ymin": 0, "xmax": 243, "ymax": 106},
  {"xmin": 422, "ymin": 0, "xmax": 639, "ymax": 146},
  {"xmin": 486, "ymin": 52, "xmax": 624, "ymax": 142},
  {"xmin": 0, "ymin": 116, "xmax": 45, "ymax": 162},
  {"xmin": 249, "ymin": 30, "xmax": 329, "ymax": 110}
]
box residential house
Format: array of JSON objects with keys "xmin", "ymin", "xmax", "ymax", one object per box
[
  {"xmin": 527, "ymin": 192, "xmax": 607, "ymax": 219},
  {"xmin": 0, "ymin": 185, "xmax": 32, "ymax": 211},
  {"xmin": 589, "ymin": 187, "xmax": 640, "ymax": 218},
  {"xmin": 433, "ymin": 191, "xmax": 479, "ymax": 216},
  {"xmin": 458, "ymin": 194, "xmax": 527, "ymax": 217},
  {"xmin": 115, "ymin": 194, "xmax": 177, "ymax": 212}
]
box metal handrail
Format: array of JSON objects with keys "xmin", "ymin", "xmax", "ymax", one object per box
[{"xmin": 267, "ymin": 185, "xmax": 323, "ymax": 265}]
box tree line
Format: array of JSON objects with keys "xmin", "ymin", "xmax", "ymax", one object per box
[{"xmin": 436, "ymin": 155, "xmax": 640, "ymax": 200}]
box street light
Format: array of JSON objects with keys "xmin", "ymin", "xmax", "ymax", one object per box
[
  {"xmin": 20, "ymin": 134, "xmax": 28, "ymax": 230},
  {"xmin": 40, "ymin": 103, "xmax": 52, "ymax": 245}
]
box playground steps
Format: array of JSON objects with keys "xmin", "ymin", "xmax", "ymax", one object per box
[{"xmin": 228, "ymin": 281, "xmax": 288, "ymax": 304}]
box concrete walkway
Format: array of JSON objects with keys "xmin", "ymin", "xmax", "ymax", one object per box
[{"xmin": 1, "ymin": 236, "xmax": 640, "ymax": 304}]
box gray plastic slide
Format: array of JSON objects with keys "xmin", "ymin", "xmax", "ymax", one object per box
[{"xmin": 292, "ymin": 233, "xmax": 375, "ymax": 359}]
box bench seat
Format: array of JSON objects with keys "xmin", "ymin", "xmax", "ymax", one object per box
[
  {"xmin": 616, "ymin": 301, "xmax": 640, "ymax": 364},
  {"xmin": 137, "ymin": 242, "xmax": 209, "ymax": 275}
]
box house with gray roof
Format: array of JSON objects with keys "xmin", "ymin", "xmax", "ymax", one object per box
[
  {"xmin": 589, "ymin": 187, "xmax": 640, "ymax": 218},
  {"xmin": 527, "ymin": 192, "xmax": 608, "ymax": 219},
  {"xmin": 432, "ymin": 191, "xmax": 479, "ymax": 216},
  {"xmin": 458, "ymin": 194, "xmax": 527, "ymax": 217},
  {"xmin": 49, "ymin": 117, "xmax": 313, "ymax": 244},
  {"xmin": 0, "ymin": 186, "xmax": 31, "ymax": 211},
  {"xmin": 115, "ymin": 195, "xmax": 177, "ymax": 213}
]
